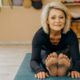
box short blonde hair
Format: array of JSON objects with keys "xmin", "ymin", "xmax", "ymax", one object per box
[{"xmin": 41, "ymin": 1, "xmax": 71, "ymax": 34}]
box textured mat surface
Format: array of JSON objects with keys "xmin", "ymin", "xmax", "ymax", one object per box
[{"xmin": 14, "ymin": 53, "xmax": 79, "ymax": 80}]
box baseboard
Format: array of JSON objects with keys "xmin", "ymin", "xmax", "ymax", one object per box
[{"xmin": 0, "ymin": 41, "xmax": 32, "ymax": 46}]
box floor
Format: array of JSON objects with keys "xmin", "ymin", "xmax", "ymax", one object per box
[
  {"xmin": 0, "ymin": 41, "xmax": 80, "ymax": 80},
  {"xmin": 0, "ymin": 45, "xmax": 31, "ymax": 80}
]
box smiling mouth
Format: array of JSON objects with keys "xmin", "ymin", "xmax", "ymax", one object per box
[{"xmin": 54, "ymin": 25, "xmax": 61, "ymax": 26}]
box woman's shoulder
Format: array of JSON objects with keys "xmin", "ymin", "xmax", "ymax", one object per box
[
  {"xmin": 37, "ymin": 27, "xmax": 46, "ymax": 34},
  {"xmin": 65, "ymin": 28, "xmax": 77, "ymax": 37},
  {"xmin": 34, "ymin": 27, "xmax": 48, "ymax": 37},
  {"xmin": 32, "ymin": 27, "xmax": 48, "ymax": 43},
  {"xmin": 63, "ymin": 28, "xmax": 78, "ymax": 42}
]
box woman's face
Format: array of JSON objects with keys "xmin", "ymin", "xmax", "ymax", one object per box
[{"xmin": 47, "ymin": 8, "xmax": 66, "ymax": 31}]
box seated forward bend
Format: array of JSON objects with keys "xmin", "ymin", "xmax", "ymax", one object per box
[{"xmin": 30, "ymin": 1, "xmax": 80, "ymax": 79}]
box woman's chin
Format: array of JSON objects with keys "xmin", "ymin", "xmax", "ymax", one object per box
[
  {"xmin": 52, "ymin": 27, "xmax": 63, "ymax": 31},
  {"xmin": 53, "ymin": 42, "xmax": 59, "ymax": 46}
]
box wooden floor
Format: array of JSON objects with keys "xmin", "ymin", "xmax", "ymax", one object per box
[
  {"xmin": 0, "ymin": 45, "xmax": 31, "ymax": 80},
  {"xmin": 0, "ymin": 42, "xmax": 80, "ymax": 80}
]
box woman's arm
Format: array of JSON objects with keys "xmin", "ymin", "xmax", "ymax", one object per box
[
  {"xmin": 30, "ymin": 28, "xmax": 47, "ymax": 73},
  {"xmin": 67, "ymin": 30, "xmax": 80, "ymax": 72},
  {"xmin": 30, "ymin": 45, "xmax": 46, "ymax": 73},
  {"xmin": 65, "ymin": 30, "xmax": 80, "ymax": 78}
]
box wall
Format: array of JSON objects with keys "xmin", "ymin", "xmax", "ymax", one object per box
[
  {"xmin": 0, "ymin": 0, "xmax": 80, "ymax": 44},
  {"xmin": 0, "ymin": 7, "xmax": 41, "ymax": 44}
]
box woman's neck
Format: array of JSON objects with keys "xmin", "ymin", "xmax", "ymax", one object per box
[
  {"xmin": 50, "ymin": 29, "xmax": 61, "ymax": 36},
  {"xmin": 49, "ymin": 29, "xmax": 62, "ymax": 46}
]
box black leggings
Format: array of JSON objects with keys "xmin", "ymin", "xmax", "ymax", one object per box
[{"xmin": 40, "ymin": 50, "xmax": 72, "ymax": 76}]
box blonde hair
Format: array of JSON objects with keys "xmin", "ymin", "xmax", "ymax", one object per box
[{"xmin": 41, "ymin": 1, "xmax": 71, "ymax": 34}]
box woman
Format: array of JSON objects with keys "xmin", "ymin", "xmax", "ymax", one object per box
[{"xmin": 30, "ymin": 1, "xmax": 80, "ymax": 79}]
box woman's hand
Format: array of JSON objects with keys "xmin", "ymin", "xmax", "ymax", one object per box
[
  {"xmin": 35, "ymin": 72, "xmax": 49, "ymax": 79},
  {"xmin": 71, "ymin": 71, "xmax": 80, "ymax": 78}
]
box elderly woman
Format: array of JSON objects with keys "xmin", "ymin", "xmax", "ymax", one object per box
[{"xmin": 30, "ymin": 1, "xmax": 80, "ymax": 79}]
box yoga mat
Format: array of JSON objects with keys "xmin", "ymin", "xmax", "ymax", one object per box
[{"xmin": 14, "ymin": 53, "xmax": 79, "ymax": 80}]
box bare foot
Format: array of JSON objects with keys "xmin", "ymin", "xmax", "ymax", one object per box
[
  {"xmin": 58, "ymin": 66, "xmax": 67, "ymax": 76},
  {"xmin": 45, "ymin": 52, "xmax": 58, "ymax": 67},
  {"xmin": 47, "ymin": 63, "xmax": 58, "ymax": 76},
  {"xmin": 45, "ymin": 52, "xmax": 58, "ymax": 76},
  {"xmin": 58, "ymin": 53, "xmax": 71, "ymax": 76},
  {"xmin": 58, "ymin": 53, "xmax": 71, "ymax": 67}
]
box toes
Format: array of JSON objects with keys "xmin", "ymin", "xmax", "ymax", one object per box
[
  {"xmin": 52, "ymin": 52, "xmax": 58, "ymax": 57},
  {"xmin": 45, "ymin": 57, "xmax": 58, "ymax": 67},
  {"xmin": 58, "ymin": 53, "xmax": 64, "ymax": 59},
  {"xmin": 58, "ymin": 55, "xmax": 71, "ymax": 68}
]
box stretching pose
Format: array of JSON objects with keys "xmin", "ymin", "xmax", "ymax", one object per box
[{"xmin": 30, "ymin": 1, "xmax": 80, "ymax": 79}]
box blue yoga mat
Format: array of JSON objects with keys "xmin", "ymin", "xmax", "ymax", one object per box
[{"xmin": 14, "ymin": 53, "xmax": 79, "ymax": 80}]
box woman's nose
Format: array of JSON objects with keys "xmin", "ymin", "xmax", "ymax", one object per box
[{"xmin": 55, "ymin": 18, "xmax": 60, "ymax": 22}]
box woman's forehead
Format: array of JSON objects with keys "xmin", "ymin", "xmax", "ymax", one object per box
[{"xmin": 49, "ymin": 8, "xmax": 65, "ymax": 16}]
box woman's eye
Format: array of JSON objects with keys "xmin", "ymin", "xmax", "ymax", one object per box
[
  {"xmin": 51, "ymin": 16, "xmax": 56, "ymax": 19},
  {"xmin": 51, "ymin": 16, "xmax": 64, "ymax": 19}
]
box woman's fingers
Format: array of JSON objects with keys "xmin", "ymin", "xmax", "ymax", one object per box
[
  {"xmin": 71, "ymin": 71, "xmax": 80, "ymax": 78},
  {"xmin": 35, "ymin": 72, "xmax": 48, "ymax": 79}
]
